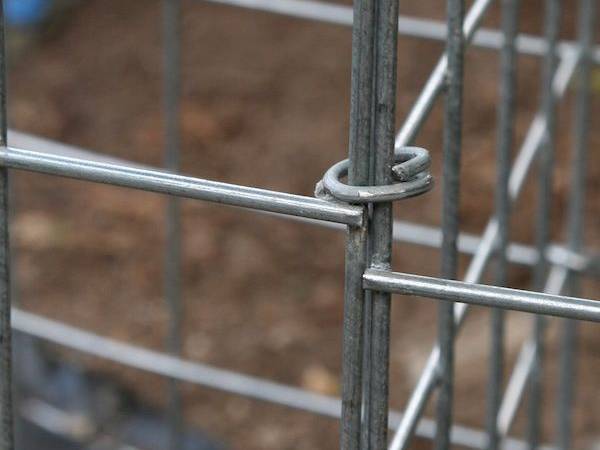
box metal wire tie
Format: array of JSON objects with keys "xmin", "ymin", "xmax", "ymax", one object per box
[{"xmin": 315, "ymin": 146, "xmax": 434, "ymax": 203}]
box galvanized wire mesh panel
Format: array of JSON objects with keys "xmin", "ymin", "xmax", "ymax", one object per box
[{"xmin": 0, "ymin": 0, "xmax": 598, "ymax": 449}]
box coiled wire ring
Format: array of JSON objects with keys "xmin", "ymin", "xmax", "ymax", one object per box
[{"xmin": 315, "ymin": 146, "xmax": 434, "ymax": 203}]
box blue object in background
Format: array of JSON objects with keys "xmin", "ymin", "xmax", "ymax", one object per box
[{"xmin": 6, "ymin": 0, "xmax": 52, "ymax": 26}]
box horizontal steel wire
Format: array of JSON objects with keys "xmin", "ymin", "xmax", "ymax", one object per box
[
  {"xmin": 193, "ymin": 0, "xmax": 600, "ymax": 63},
  {"xmin": 0, "ymin": 146, "xmax": 364, "ymax": 226},
  {"xmin": 10, "ymin": 307, "xmax": 553, "ymax": 450},
  {"xmin": 391, "ymin": 221, "xmax": 596, "ymax": 275},
  {"xmin": 7, "ymin": 131, "xmax": 150, "ymax": 168},
  {"xmin": 7, "ymin": 130, "xmax": 596, "ymax": 275},
  {"xmin": 362, "ymin": 268, "xmax": 599, "ymax": 322}
]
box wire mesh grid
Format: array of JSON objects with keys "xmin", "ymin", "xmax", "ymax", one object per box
[{"xmin": 0, "ymin": 0, "xmax": 598, "ymax": 449}]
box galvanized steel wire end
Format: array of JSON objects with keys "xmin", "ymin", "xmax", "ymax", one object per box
[{"xmin": 315, "ymin": 146, "xmax": 434, "ymax": 204}]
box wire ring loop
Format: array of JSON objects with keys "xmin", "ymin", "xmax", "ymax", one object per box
[{"xmin": 315, "ymin": 146, "xmax": 434, "ymax": 204}]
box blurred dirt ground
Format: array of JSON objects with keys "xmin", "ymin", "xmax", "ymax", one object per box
[{"xmin": 6, "ymin": 0, "xmax": 600, "ymax": 449}]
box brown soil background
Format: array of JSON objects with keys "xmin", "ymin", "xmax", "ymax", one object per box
[{"xmin": 6, "ymin": 1, "xmax": 600, "ymax": 449}]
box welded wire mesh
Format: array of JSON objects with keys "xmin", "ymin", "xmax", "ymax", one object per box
[{"xmin": 0, "ymin": 0, "xmax": 598, "ymax": 449}]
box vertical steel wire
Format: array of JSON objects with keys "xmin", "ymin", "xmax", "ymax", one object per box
[
  {"xmin": 341, "ymin": 0, "xmax": 375, "ymax": 445},
  {"xmin": 7, "ymin": 149, "xmax": 21, "ymax": 450},
  {"xmin": 435, "ymin": 1, "xmax": 464, "ymax": 449},
  {"xmin": 388, "ymin": 3, "xmax": 493, "ymax": 448},
  {"xmin": 528, "ymin": 1, "xmax": 561, "ymax": 448},
  {"xmin": 163, "ymin": 0, "xmax": 183, "ymax": 448},
  {"xmin": 0, "ymin": 2, "xmax": 12, "ymax": 449},
  {"xmin": 365, "ymin": 0, "xmax": 400, "ymax": 446},
  {"xmin": 487, "ymin": 1, "xmax": 519, "ymax": 449},
  {"xmin": 388, "ymin": 41, "xmax": 579, "ymax": 450},
  {"xmin": 361, "ymin": 261, "xmax": 373, "ymax": 450},
  {"xmin": 557, "ymin": 1, "xmax": 596, "ymax": 448},
  {"xmin": 341, "ymin": 223, "xmax": 368, "ymax": 450}
]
